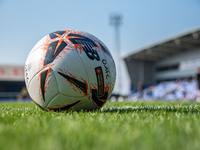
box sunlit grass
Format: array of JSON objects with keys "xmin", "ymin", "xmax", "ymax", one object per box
[{"xmin": 0, "ymin": 101, "xmax": 200, "ymax": 150}]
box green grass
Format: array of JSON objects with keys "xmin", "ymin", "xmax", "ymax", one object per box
[{"xmin": 1, "ymin": 101, "xmax": 200, "ymax": 150}]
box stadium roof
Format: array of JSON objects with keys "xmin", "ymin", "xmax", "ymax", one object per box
[
  {"xmin": 0, "ymin": 65, "xmax": 24, "ymax": 81},
  {"xmin": 123, "ymin": 27, "xmax": 200, "ymax": 62}
]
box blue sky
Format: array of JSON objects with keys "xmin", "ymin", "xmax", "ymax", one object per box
[{"xmin": 1, "ymin": 0, "xmax": 200, "ymax": 95}]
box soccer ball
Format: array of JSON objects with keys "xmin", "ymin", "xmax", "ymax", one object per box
[{"xmin": 24, "ymin": 29, "xmax": 116, "ymax": 111}]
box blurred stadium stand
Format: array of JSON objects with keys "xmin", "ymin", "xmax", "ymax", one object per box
[
  {"xmin": 0, "ymin": 65, "xmax": 25, "ymax": 100},
  {"xmin": 124, "ymin": 27, "xmax": 200, "ymax": 88}
]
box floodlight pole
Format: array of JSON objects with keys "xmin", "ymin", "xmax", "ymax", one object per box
[{"xmin": 110, "ymin": 13, "xmax": 122, "ymax": 96}]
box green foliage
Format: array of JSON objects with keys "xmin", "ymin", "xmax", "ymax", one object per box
[{"xmin": 0, "ymin": 101, "xmax": 200, "ymax": 150}]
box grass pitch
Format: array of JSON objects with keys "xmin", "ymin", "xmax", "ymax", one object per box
[{"xmin": 0, "ymin": 101, "xmax": 200, "ymax": 150}]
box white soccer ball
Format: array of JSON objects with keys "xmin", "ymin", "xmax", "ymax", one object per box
[{"xmin": 24, "ymin": 29, "xmax": 116, "ymax": 111}]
